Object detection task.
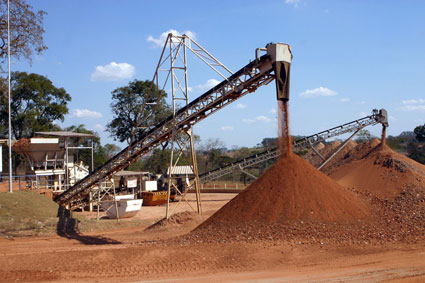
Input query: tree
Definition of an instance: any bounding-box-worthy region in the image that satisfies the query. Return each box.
[107,80,172,144]
[140,148,171,174]
[104,143,121,159]
[414,124,425,143]
[0,72,71,139]
[355,129,375,143]
[0,0,47,69]
[261,137,278,149]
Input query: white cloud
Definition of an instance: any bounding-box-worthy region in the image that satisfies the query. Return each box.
[400,105,425,112]
[389,116,397,121]
[359,101,367,105]
[220,126,233,131]
[236,103,247,109]
[270,108,277,114]
[72,109,103,119]
[147,29,197,48]
[91,62,135,82]
[339,98,350,103]
[402,98,425,105]
[242,118,256,124]
[400,98,425,112]
[95,123,104,131]
[196,78,220,91]
[242,115,272,124]
[256,115,272,123]
[285,0,301,7]
[299,86,338,98]
[359,112,368,117]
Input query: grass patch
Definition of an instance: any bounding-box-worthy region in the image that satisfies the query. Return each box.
[0,191,153,237]
[0,191,60,236]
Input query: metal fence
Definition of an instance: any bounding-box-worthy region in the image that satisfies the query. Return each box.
[0,174,67,191]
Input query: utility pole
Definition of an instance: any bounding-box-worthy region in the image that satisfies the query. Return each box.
[7,0,13,193]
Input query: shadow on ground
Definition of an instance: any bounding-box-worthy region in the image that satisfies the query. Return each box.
[56,206,121,245]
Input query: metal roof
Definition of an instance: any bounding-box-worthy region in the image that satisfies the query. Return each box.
[114,171,151,177]
[35,131,95,138]
[167,166,194,176]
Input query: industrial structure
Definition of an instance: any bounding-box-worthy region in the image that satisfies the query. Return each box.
[199,109,388,183]
[56,36,293,214]
[12,131,95,191]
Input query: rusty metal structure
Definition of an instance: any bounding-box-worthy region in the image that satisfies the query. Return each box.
[56,39,292,209]
[199,109,389,183]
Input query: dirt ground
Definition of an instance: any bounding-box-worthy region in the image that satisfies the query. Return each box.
[0,193,425,282]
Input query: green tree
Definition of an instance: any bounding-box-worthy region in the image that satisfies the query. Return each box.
[106,80,172,144]
[407,141,425,164]
[0,72,71,139]
[104,143,121,159]
[261,137,278,149]
[0,0,47,69]
[355,129,375,143]
[140,148,171,174]
[414,124,425,143]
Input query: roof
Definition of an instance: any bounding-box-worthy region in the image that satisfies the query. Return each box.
[167,166,194,176]
[35,131,95,138]
[114,171,151,177]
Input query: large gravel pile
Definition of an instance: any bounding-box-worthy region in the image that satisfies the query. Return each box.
[184,139,425,246]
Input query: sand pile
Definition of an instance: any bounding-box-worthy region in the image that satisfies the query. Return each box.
[186,104,425,245]
[188,101,374,244]
[328,141,425,199]
[147,211,203,230]
[187,139,425,245]
[199,153,369,226]
[187,152,376,245]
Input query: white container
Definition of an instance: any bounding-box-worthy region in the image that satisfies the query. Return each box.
[114,194,135,201]
[144,180,157,192]
[101,198,143,219]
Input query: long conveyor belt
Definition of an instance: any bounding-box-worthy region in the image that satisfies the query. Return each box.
[57,49,284,207]
[199,109,388,183]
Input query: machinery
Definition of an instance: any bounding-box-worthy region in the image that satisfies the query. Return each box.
[266,43,292,101]
[199,109,389,183]
[57,41,293,208]
[12,136,92,190]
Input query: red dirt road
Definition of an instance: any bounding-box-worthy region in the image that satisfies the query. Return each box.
[0,193,424,282]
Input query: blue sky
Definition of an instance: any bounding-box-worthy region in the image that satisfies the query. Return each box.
[12,0,425,149]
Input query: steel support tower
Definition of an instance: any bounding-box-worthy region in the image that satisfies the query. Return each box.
[155,34,234,218]
[56,39,291,209]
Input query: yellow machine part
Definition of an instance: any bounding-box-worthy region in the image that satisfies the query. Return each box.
[141,191,175,206]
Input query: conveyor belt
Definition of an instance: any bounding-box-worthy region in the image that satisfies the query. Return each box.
[199,109,388,183]
[57,53,278,207]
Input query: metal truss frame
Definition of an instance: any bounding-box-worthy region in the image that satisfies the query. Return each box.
[57,41,277,208]
[153,33,238,218]
[199,109,388,183]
